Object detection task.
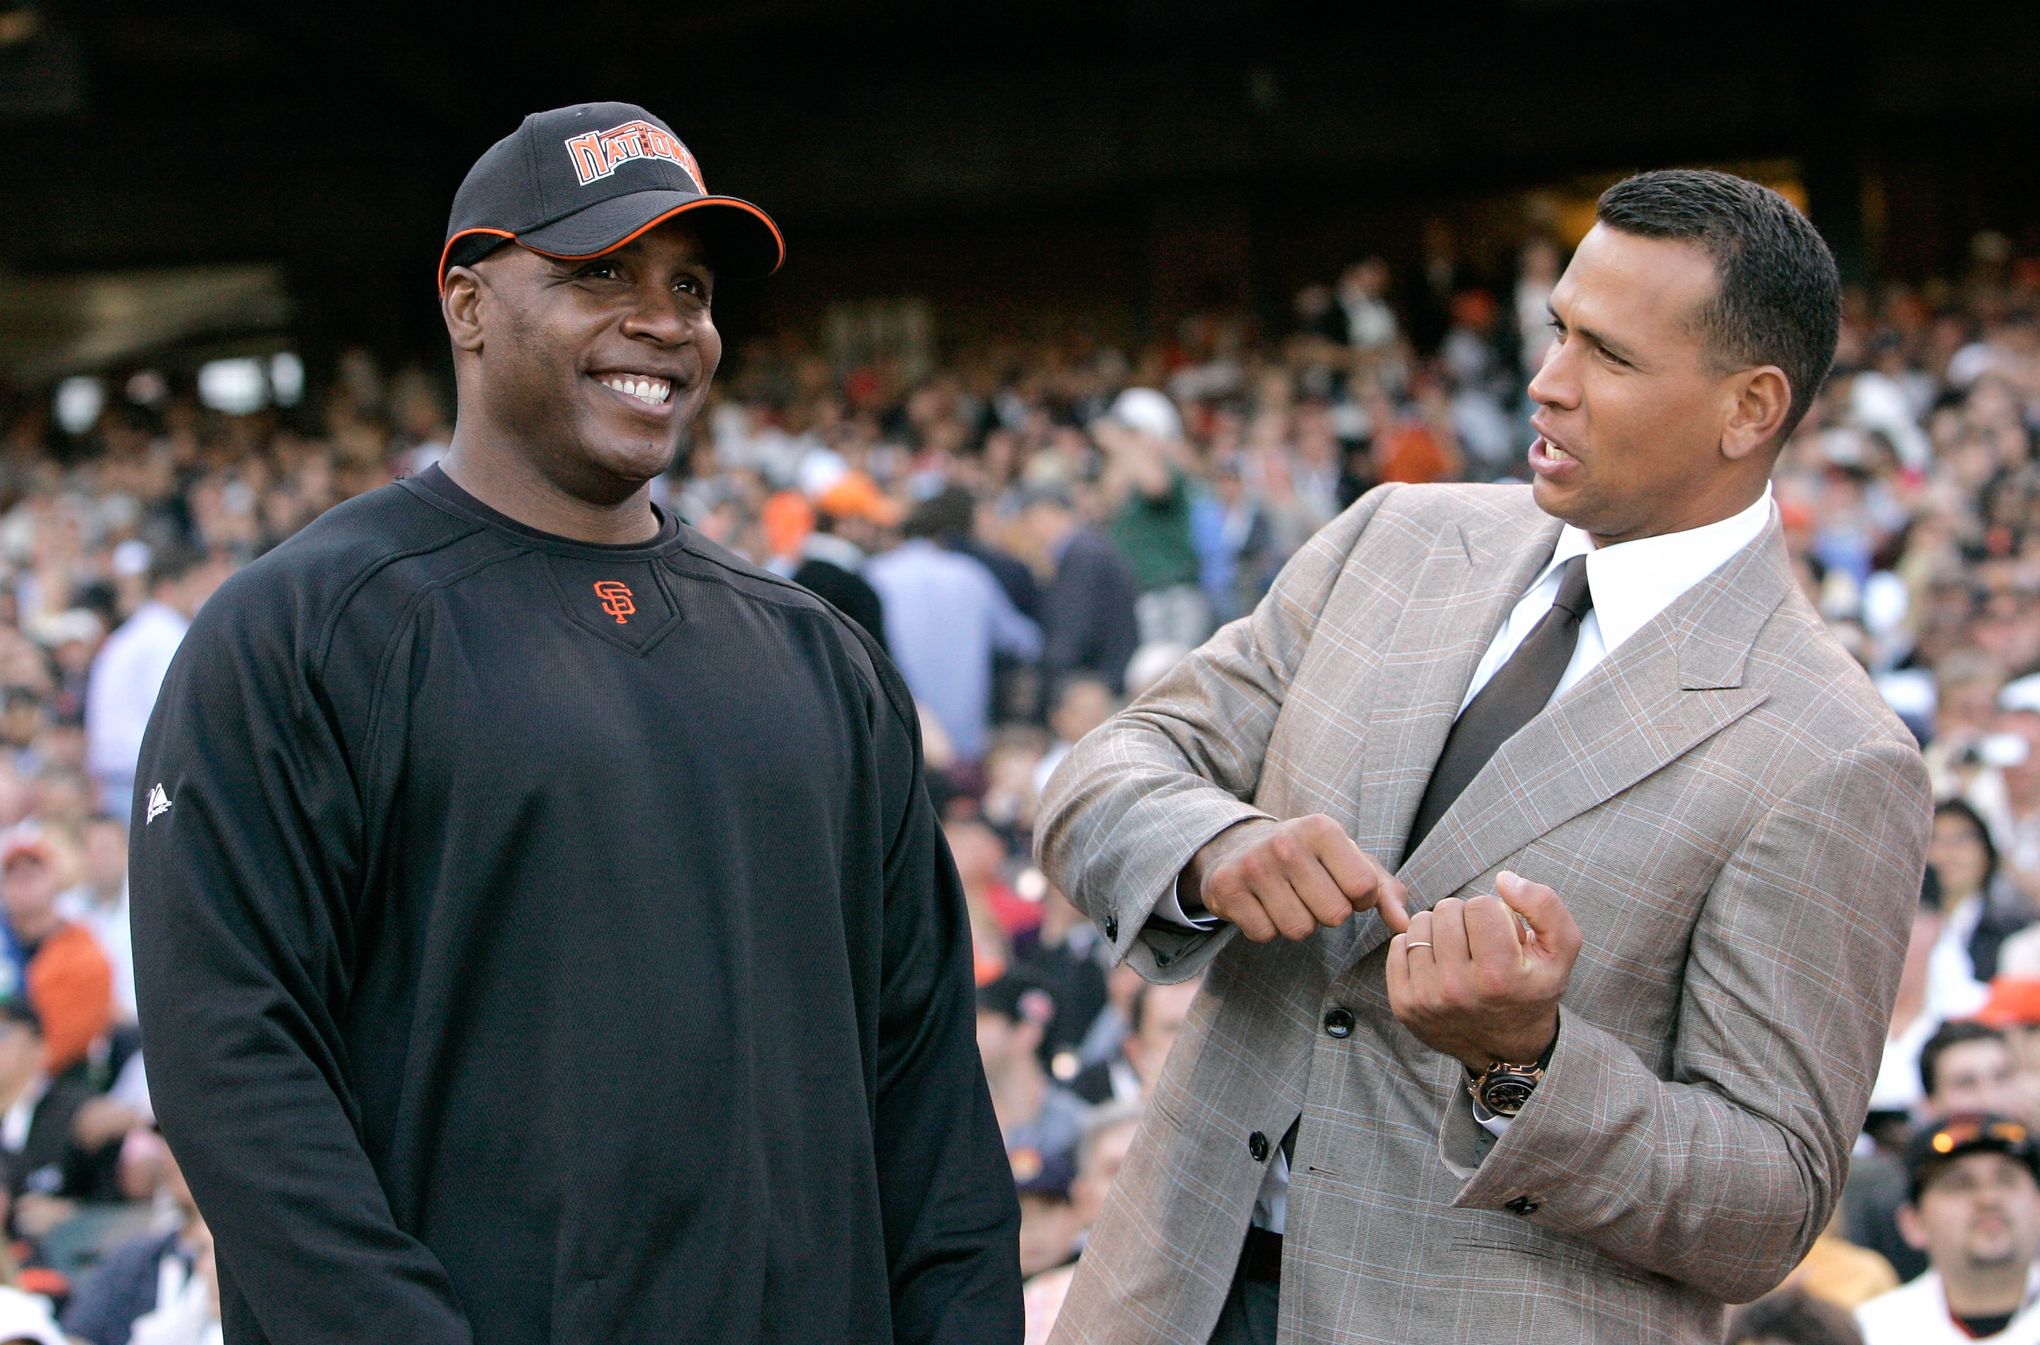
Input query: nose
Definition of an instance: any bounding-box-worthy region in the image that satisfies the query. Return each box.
[619,282,693,346]
[1526,333,1577,412]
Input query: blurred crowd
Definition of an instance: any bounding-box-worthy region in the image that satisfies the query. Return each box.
[0,221,2037,1343]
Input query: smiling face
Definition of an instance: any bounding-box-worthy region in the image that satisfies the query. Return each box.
[1527,224,1777,546]
[448,220,722,509]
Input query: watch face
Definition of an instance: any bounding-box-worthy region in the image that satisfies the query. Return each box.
[1481,1075,1538,1115]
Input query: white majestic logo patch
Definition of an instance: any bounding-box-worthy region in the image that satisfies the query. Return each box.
[145,784,172,825]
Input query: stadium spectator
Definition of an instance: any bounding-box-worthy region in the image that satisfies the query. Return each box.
[0,997,93,1236]
[867,488,1040,765]
[977,970,1091,1172]
[789,470,896,652]
[1931,799,2035,988]
[1855,1022,2026,1282]
[55,813,133,1026]
[1872,870,1964,1119]
[1017,483,1140,699]
[1856,1114,2040,1344]
[1014,887,1110,1089]
[1068,973,1205,1106]
[81,545,228,822]
[1033,675,1117,801]
[1093,389,1209,649]
[1728,1289,1866,1345]
[1013,1151,1082,1279]
[0,829,110,1077]
[62,1138,206,1345]
[1023,1100,1147,1345]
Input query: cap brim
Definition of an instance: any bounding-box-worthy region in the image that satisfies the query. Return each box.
[522,191,783,278]
[437,191,785,292]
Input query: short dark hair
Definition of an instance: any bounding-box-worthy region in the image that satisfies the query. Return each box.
[902,486,975,542]
[1595,169,1840,446]
[1920,1019,2007,1100]
[1725,1288,1863,1345]
[148,540,210,590]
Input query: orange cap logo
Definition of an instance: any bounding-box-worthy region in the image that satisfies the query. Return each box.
[593,580,637,625]
[564,120,705,193]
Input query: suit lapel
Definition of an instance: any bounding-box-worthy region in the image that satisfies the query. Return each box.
[1314,508,1557,975]
[1338,519,1795,972]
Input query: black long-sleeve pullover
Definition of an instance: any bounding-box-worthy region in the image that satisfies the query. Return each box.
[130,468,1021,1345]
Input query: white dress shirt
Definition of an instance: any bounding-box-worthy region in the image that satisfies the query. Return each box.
[1163,487,1779,1234]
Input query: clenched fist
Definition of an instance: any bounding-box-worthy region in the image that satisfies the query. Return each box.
[1180,814,1409,943]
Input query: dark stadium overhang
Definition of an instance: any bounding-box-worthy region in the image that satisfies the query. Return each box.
[0,265,293,383]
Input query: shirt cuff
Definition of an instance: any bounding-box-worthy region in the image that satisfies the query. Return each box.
[1152,875,1223,930]
[1472,1095,1513,1138]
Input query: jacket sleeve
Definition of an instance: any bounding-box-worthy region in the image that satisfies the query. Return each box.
[861,634,1023,1345]
[1438,736,1933,1302]
[1035,485,1402,982]
[129,588,474,1344]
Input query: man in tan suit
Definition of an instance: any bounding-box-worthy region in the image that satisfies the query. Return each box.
[1037,169,1933,1344]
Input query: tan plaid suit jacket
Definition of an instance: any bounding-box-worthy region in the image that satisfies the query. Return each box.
[1037,482,1932,1344]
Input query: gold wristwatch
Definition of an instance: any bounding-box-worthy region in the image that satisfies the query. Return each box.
[1465,1032,1558,1118]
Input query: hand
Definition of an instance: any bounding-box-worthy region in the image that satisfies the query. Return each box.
[1181,815,1408,943]
[1385,871,1582,1070]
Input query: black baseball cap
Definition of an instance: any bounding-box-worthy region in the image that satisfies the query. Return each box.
[438,102,784,293]
[1907,1112,2040,1200]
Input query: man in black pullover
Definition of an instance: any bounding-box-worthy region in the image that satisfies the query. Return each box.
[130,102,1021,1345]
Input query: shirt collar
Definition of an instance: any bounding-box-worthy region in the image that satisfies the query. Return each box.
[1536,485,1775,658]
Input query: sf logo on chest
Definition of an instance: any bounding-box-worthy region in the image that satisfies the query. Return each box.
[593,580,637,625]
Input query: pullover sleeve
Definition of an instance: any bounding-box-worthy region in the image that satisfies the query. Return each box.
[128,587,473,1344]
[859,631,1023,1345]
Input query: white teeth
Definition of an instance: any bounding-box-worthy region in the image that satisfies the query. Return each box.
[602,376,671,405]
[1545,441,1571,461]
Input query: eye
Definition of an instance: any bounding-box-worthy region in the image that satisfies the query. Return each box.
[674,274,712,304]
[576,261,622,281]
[1596,346,1631,369]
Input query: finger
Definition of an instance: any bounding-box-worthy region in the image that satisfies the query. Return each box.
[1385,932,1412,1011]
[1251,876,1322,942]
[1307,820,1380,902]
[1462,893,1526,968]
[1496,871,1582,958]
[1373,867,1412,933]
[1209,882,1280,943]
[1429,898,1473,970]
[1288,853,1356,930]
[1402,908,1435,962]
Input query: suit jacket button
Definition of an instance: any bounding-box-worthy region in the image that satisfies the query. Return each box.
[1323,1007,1355,1038]
[1505,1196,1539,1216]
[1104,915,1120,941]
[1248,1131,1270,1162]
[1156,950,1173,967]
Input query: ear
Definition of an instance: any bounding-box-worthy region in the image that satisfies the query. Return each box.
[1719,365,1792,462]
[1896,1201,1928,1252]
[442,268,487,354]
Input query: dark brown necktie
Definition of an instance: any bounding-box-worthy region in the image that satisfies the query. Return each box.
[1277,556,1592,1175]
[1404,553,1594,858]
